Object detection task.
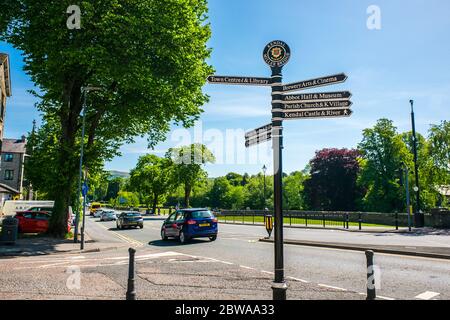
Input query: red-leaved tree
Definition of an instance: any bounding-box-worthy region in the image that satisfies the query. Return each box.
[303,148,363,211]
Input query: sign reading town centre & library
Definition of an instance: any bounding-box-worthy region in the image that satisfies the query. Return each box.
[207,75,271,86]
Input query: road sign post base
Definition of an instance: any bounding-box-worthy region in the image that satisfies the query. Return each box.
[272,281,288,300]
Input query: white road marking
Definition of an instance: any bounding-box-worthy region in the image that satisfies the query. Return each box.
[239,265,254,270]
[415,291,440,300]
[261,270,274,275]
[286,276,309,283]
[318,284,348,291]
[377,295,396,300]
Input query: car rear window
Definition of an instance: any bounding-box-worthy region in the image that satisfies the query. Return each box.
[189,211,214,219]
[125,213,141,217]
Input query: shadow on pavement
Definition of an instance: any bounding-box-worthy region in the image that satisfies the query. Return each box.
[393,228,450,237]
[0,236,95,257]
[108,227,142,232]
[147,239,209,247]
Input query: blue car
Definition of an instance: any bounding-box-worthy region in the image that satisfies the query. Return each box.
[161,208,218,244]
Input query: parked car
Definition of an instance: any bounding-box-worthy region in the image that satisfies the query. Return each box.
[161,208,218,244]
[100,210,117,221]
[14,211,71,234]
[116,212,144,229]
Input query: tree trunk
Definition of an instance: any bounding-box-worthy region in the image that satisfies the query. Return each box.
[152,193,158,215]
[184,185,191,208]
[48,81,83,238]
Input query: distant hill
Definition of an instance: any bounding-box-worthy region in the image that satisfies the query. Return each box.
[108,170,130,179]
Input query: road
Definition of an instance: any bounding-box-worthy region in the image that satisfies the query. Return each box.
[85,215,450,300]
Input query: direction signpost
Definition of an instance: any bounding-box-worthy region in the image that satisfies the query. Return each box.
[245,123,272,148]
[282,73,348,93]
[282,91,352,103]
[207,75,271,86]
[206,40,352,300]
[282,108,353,120]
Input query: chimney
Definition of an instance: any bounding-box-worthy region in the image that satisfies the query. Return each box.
[21,135,26,143]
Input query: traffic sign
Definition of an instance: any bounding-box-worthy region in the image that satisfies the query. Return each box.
[207,75,271,86]
[282,91,352,103]
[81,182,88,197]
[282,108,353,120]
[282,100,352,111]
[245,123,272,139]
[282,73,348,93]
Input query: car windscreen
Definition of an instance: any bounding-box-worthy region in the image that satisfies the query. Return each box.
[125,213,141,217]
[92,205,101,209]
[189,211,214,219]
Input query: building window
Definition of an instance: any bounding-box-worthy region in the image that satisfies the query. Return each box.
[4,153,13,162]
[4,170,14,180]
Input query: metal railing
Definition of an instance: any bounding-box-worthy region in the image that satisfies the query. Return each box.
[215,210,408,230]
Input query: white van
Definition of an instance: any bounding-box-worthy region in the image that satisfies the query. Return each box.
[1,200,55,216]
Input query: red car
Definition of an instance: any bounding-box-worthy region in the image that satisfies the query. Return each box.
[15,211,71,234]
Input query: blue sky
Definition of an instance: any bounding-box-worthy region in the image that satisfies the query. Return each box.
[1,0,450,177]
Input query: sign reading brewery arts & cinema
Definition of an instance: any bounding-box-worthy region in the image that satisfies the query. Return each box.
[282,73,348,93]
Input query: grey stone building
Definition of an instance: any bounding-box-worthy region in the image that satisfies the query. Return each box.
[0,53,11,151]
[0,137,28,200]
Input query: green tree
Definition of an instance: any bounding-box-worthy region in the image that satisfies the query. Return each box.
[208,177,232,209]
[129,154,174,214]
[283,171,308,210]
[358,119,413,212]
[167,143,215,207]
[401,131,438,211]
[114,191,139,208]
[428,121,450,184]
[243,174,273,210]
[1,0,213,236]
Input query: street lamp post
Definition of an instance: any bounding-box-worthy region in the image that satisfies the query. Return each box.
[75,86,102,246]
[262,164,267,209]
[409,100,424,228]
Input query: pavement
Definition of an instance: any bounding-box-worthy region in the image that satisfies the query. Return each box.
[0,232,129,257]
[258,227,450,260]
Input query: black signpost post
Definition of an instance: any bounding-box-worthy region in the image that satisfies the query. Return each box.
[207,40,352,300]
[263,40,290,300]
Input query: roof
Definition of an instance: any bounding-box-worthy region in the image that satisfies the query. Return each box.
[0,183,20,194]
[1,138,26,154]
[0,53,11,97]
[180,208,209,212]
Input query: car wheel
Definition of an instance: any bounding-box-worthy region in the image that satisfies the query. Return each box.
[161,229,168,240]
[139,225,143,229]
[179,230,189,244]
[209,235,217,241]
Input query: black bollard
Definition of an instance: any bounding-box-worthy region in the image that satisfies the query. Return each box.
[126,247,136,300]
[365,250,376,300]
